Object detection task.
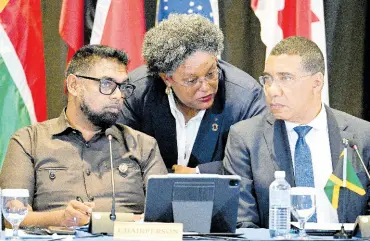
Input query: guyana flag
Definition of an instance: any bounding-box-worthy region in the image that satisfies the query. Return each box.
[0,0,47,168]
[324,150,365,209]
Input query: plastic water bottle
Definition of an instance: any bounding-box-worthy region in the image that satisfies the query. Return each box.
[269,171,291,239]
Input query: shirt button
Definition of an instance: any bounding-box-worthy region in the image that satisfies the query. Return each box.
[86,169,91,176]
[85,143,90,148]
[49,171,56,180]
[72,130,77,134]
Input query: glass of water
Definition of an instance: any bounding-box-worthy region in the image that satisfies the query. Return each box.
[2,189,29,240]
[290,187,316,239]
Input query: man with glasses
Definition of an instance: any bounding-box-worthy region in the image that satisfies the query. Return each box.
[0,45,167,227]
[223,36,370,228]
[119,14,266,174]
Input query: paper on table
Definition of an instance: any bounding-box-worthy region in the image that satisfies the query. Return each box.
[291,222,355,231]
[5,228,73,239]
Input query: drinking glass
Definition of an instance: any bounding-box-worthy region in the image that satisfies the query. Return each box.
[290,187,316,239]
[2,189,29,240]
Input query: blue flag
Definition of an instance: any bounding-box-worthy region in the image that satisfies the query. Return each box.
[156,0,214,23]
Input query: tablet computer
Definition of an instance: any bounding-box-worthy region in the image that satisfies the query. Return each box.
[144,174,241,233]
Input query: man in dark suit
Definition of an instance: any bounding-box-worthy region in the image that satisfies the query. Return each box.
[119,14,266,174]
[224,36,370,228]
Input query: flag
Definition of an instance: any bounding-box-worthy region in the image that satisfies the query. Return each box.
[90,0,145,70]
[0,0,47,168]
[156,0,219,25]
[59,0,84,63]
[251,0,329,105]
[324,150,365,209]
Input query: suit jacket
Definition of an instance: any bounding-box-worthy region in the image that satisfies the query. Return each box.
[119,60,266,174]
[223,106,370,228]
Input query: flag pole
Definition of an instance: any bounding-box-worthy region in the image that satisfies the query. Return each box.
[342,138,348,188]
[334,138,349,239]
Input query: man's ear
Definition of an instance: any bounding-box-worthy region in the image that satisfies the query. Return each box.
[312,72,324,93]
[159,72,172,87]
[66,74,79,97]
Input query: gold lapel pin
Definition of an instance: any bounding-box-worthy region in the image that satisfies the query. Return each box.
[212,123,219,132]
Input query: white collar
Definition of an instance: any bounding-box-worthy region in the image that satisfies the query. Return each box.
[168,91,205,122]
[285,103,327,132]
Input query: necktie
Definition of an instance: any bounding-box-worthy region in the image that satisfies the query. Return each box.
[293,125,317,222]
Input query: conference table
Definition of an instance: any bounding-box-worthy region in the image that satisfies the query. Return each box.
[11,228,357,240]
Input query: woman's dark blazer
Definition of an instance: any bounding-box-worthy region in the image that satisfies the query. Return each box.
[119,60,266,174]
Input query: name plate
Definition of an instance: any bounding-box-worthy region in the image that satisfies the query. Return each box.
[114,222,183,240]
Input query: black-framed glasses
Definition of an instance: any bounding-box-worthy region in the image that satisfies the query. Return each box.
[74,74,136,98]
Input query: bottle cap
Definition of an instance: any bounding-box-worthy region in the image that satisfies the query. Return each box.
[274,171,285,179]
[2,189,29,197]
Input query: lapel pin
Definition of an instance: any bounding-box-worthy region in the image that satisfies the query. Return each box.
[118,163,128,174]
[212,123,219,132]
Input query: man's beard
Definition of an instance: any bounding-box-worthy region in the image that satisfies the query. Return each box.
[80,101,119,129]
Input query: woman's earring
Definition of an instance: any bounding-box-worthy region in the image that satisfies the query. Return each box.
[165,86,172,95]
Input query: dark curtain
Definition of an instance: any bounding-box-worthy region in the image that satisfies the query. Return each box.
[144,0,370,120]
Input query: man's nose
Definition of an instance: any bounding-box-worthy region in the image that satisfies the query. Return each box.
[266,81,283,97]
[111,86,123,99]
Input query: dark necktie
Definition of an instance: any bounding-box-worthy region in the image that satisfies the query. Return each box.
[293,125,317,222]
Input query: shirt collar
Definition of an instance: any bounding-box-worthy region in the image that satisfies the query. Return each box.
[285,103,327,132]
[167,90,205,121]
[50,108,74,136]
[168,90,178,114]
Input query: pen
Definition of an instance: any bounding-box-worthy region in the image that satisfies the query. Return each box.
[76,196,84,203]
[75,196,92,217]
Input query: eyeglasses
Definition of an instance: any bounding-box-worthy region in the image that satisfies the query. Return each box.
[170,67,220,87]
[259,73,313,87]
[74,74,136,98]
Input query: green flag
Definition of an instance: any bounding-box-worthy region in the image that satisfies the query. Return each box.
[0,0,47,169]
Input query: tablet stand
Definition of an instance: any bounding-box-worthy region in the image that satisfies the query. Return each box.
[171,182,215,233]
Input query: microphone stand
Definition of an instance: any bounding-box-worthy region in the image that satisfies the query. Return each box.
[108,134,116,221]
[352,144,370,180]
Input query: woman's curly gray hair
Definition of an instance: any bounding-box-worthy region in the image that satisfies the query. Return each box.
[143,14,224,76]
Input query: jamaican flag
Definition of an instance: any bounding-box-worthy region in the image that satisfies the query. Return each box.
[324,150,366,209]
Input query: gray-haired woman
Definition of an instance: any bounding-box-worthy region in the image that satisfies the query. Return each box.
[119,14,266,174]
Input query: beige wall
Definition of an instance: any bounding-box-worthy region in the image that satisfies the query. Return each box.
[41,1,66,119]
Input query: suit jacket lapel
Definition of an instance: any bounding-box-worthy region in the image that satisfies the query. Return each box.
[263,113,295,187]
[150,83,178,168]
[188,108,224,167]
[326,106,353,174]
[188,75,226,167]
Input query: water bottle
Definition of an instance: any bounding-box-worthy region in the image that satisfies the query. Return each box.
[269,171,291,239]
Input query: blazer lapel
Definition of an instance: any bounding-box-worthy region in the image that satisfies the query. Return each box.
[263,113,295,187]
[326,106,354,223]
[188,108,224,167]
[188,75,226,167]
[150,83,177,168]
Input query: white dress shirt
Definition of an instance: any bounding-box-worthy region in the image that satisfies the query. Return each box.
[285,104,339,223]
[168,92,205,167]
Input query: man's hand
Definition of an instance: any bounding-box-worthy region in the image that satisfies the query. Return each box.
[172,165,196,174]
[59,200,95,226]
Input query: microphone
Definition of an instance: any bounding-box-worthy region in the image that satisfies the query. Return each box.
[105,128,116,221]
[349,141,370,180]
[89,127,135,235]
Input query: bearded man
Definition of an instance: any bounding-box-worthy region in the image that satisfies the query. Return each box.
[0,45,167,227]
